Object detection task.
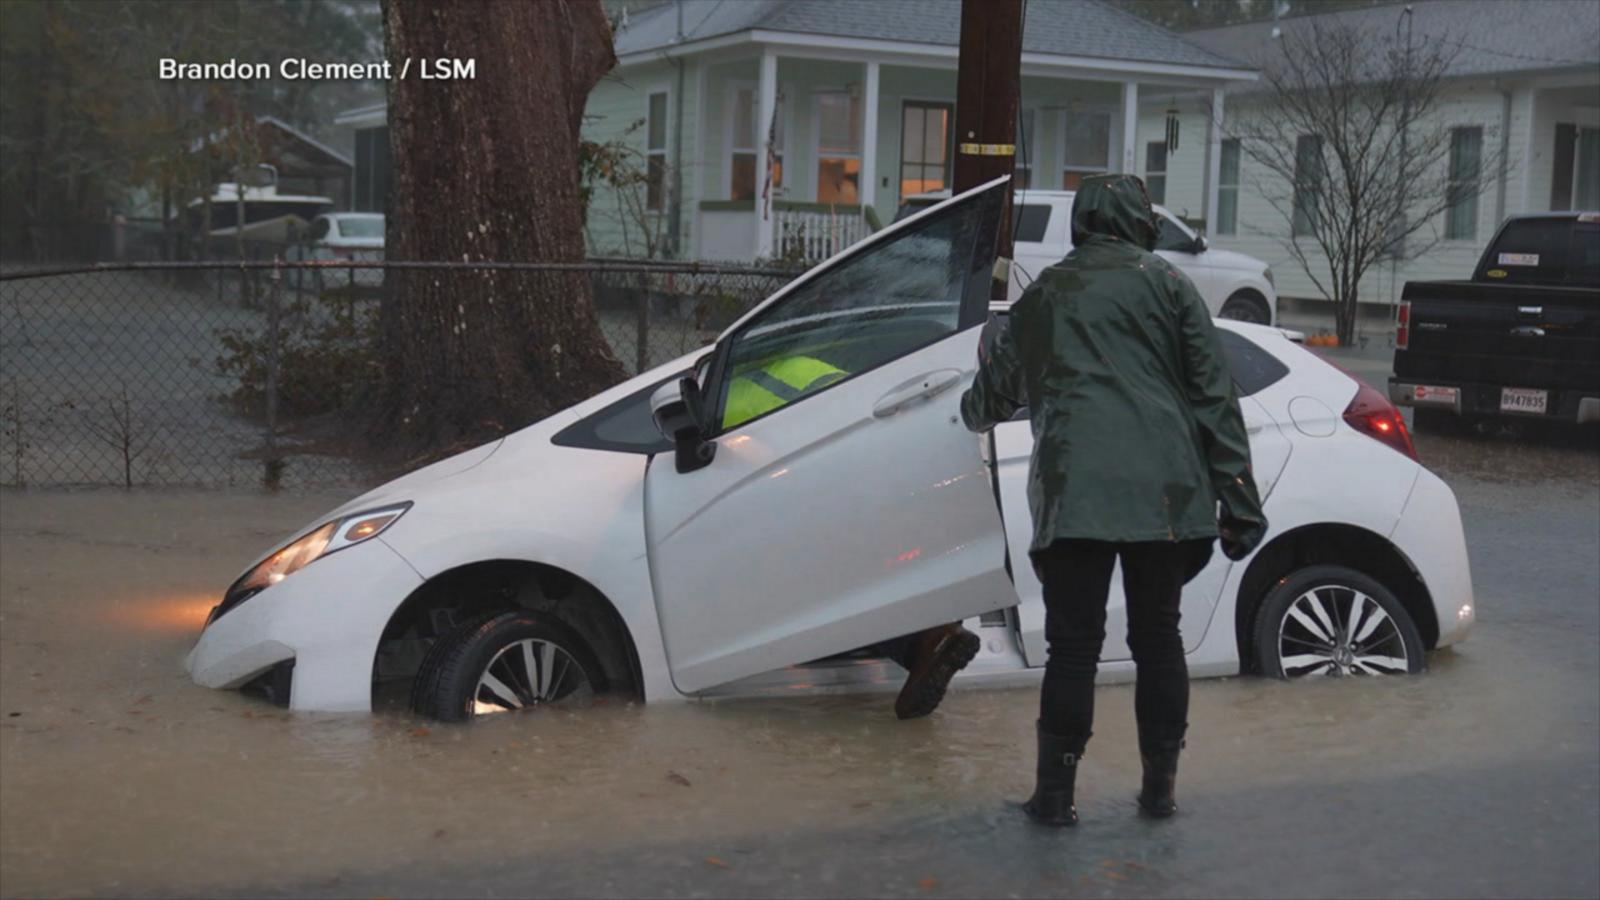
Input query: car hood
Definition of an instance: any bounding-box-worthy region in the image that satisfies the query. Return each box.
[1203,246,1268,274]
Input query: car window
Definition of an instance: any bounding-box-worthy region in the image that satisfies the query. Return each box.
[1479,216,1600,286]
[987,315,1288,420]
[336,216,385,238]
[893,197,940,223]
[714,187,1001,432]
[1011,204,1051,244]
[1154,212,1194,253]
[1216,329,1290,396]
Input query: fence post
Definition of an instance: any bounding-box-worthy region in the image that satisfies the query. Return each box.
[635,270,650,374]
[266,257,282,470]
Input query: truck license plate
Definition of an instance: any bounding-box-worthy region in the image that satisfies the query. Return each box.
[1500,387,1548,415]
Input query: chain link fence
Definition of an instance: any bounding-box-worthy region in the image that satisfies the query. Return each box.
[0,259,797,489]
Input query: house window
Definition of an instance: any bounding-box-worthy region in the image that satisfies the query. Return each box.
[1145,141,1167,204]
[900,100,952,198]
[1217,138,1240,235]
[1015,109,1035,189]
[730,85,784,202]
[1292,134,1323,238]
[1446,126,1482,240]
[1062,110,1111,189]
[646,91,668,211]
[816,91,862,204]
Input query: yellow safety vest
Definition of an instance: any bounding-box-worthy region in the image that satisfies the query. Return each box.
[723,355,847,429]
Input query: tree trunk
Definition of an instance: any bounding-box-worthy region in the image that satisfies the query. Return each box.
[377,0,625,457]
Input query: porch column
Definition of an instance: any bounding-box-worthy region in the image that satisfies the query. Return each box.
[1204,87,1224,235]
[1120,80,1139,174]
[755,49,779,260]
[860,61,881,221]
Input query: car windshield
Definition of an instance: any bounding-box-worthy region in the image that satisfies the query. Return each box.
[335,216,385,238]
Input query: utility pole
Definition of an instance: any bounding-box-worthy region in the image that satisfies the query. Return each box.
[952,0,1024,300]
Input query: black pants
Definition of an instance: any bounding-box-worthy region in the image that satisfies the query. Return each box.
[1034,538,1202,744]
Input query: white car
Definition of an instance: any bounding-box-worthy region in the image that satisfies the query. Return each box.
[188,179,1472,718]
[898,189,1278,324]
[288,212,385,289]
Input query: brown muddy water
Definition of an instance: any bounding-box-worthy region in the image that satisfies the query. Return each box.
[2,437,1597,898]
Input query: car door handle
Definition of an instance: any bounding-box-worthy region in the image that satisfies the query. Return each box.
[873,369,963,418]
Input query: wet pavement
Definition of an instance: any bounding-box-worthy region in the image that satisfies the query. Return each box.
[2,402,1597,897]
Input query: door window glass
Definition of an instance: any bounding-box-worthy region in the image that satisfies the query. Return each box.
[1217,138,1241,234]
[1154,211,1194,252]
[1062,111,1111,189]
[715,192,999,431]
[817,91,861,204]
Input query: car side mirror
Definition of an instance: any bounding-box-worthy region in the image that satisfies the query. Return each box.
[651,376,717,473]
[1193,234,1208,253]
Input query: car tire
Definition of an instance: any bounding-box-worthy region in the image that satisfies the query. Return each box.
[411,610,607,722]
[1220,290,1273,325]
[1253,565,1426,679]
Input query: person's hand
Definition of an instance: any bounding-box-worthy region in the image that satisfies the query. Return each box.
[1219,516,1264,561]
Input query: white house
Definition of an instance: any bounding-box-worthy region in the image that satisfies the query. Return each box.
[1158,0,1600,310]
[338,0,1256,264]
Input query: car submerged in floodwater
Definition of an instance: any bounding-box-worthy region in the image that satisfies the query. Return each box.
[187,178,1475,720]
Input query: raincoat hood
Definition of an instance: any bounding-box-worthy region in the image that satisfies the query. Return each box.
[1070,173,1161,251]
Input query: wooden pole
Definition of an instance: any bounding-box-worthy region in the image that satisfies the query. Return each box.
[952,0,1024,300]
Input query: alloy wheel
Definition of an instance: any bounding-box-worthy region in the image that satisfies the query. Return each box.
[472,638,594,715]
[1276,585,1411,677]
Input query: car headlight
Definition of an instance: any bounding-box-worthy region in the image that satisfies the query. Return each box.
[235,502,411,595]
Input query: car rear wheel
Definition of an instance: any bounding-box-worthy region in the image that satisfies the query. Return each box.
[1253,565,1425,678]
[411,610,606,721]
[1220,290,1272,325]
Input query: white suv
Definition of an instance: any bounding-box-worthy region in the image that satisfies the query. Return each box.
[899,190,1277,324]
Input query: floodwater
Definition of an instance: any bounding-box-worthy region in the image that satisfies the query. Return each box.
[2,428,1597,898]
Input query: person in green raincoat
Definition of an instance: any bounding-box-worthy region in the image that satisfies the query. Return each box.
[960,173,1267,827]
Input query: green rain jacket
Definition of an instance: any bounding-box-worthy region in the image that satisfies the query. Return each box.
[960,173,1267,557]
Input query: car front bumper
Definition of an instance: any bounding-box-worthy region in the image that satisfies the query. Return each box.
[1389,378,1600,424]
[187,538,423,712]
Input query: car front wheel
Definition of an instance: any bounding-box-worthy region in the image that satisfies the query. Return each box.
[1220,290,1273,325]
[1253,565,1425,678]
[411,611,606,721]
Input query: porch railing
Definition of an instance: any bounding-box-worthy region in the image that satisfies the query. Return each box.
[775,208,870,264]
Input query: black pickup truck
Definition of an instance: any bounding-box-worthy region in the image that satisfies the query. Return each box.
[1390,212,1600,428]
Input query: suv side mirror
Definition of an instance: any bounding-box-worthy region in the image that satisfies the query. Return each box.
[1192,234,1208,253]
[651,376,717,473]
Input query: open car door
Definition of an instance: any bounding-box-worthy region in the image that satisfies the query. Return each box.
[644,178,1015,694]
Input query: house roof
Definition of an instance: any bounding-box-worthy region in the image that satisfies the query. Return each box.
[1182,0,1600,80]
[615,0,1247,72]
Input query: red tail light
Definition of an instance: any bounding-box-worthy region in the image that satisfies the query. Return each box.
[1395,301,1409,350]
[1343,382,1418,461]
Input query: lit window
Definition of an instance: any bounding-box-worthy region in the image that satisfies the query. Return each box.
[817,91,862,204]
[900,100,952,197]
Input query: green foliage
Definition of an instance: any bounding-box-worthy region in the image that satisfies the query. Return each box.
[214,289,380,421]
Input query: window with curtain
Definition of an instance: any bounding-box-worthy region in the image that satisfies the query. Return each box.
[646,91,668,211]
[1145,141,1167,204]
[730,86,783,201]
[899,100,952,197]
[1015,109,1035,189]
[1217,138,1240,235]
[816,91,862,204]
[1062,111,1110,189]
[1446,126,1483,240]
[1292,134,1323,238]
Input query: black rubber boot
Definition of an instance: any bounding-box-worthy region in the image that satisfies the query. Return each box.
[1023,723,1089,827]
[1136,738,1184,818]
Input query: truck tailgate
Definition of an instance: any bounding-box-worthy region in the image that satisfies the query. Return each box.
[1397,281,1600,391]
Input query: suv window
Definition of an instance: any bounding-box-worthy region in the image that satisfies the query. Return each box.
[1216,329,1289,396]
[1154,213,1195,253]
[1012,204,1051,244]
